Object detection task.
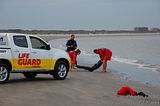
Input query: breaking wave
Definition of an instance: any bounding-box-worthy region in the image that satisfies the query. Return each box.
[112,57,159,73]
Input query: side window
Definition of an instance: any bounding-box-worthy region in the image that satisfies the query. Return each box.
[0,35,8,46]
[30,37,47,50]
[13,36,28,48]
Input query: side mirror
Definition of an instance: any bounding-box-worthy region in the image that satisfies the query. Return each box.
[46,44,51,50]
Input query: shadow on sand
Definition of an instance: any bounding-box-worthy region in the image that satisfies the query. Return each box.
[4,77,69,84]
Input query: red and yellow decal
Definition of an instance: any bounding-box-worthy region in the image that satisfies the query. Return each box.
[18,53,41,66]
[12,53,56,69]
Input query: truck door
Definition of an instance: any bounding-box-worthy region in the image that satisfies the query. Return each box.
[29,36,54,70]
[11,35,31,70]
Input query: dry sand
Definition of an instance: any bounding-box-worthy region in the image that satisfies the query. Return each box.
[0,71,160,106]
[0,34,160,106]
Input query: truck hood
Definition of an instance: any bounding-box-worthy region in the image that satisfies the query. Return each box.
[51,48,69,59]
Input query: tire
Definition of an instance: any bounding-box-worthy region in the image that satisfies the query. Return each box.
[23,73,37,79]
[53,61,69,80]
[0,63,10,84]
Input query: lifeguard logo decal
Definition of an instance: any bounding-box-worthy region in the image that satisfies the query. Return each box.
[18,53,41,66]
[12,53,56,69]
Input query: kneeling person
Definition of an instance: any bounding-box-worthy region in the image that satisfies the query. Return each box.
[68,49,81,70]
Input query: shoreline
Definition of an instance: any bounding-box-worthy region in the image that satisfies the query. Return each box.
[38,32,160,36]
[38,33,160,41]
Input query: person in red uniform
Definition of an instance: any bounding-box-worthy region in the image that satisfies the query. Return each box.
[117,86,148,97]
[117,86,137,96]
[93,48,112,72]
[68,49,81,70]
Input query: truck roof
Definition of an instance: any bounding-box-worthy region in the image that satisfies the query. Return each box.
[0,33,29,36]
[0,33,48,48]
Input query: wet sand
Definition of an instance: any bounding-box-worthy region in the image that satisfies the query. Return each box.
[0,70,160,106]
[0,34,160,106]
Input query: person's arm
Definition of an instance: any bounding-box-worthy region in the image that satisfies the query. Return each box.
[74,41,77,49]
[66,40,68,46]
[66,40,72,52]
[66,40,70,47]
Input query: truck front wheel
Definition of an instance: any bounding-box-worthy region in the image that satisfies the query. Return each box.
[53,61,69,80]
[0,63,10,84]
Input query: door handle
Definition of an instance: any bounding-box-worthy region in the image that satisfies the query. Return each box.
[14,50,19,53]
[31,51,37,54]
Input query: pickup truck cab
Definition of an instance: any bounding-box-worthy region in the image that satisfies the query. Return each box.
[0,33,70,83]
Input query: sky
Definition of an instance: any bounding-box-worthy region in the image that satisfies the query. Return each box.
[0,0,160,30]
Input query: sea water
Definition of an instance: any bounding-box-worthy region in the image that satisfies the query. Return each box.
[49,34,160,86]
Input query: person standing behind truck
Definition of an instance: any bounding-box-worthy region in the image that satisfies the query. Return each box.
[66,34,77,52]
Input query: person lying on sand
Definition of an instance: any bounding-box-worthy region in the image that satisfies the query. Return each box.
[117,86,148,97]
[76,60,102,72]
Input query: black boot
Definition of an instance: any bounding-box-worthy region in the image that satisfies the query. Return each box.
[138,92,149,97]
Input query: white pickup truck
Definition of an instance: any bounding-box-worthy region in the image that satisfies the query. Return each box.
[0,33,70,83]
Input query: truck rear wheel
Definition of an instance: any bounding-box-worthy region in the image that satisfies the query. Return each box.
[53,61,69,80]
[23,73,37,79]
[0,63,10,84]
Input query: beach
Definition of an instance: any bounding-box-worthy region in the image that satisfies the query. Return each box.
[0,34,160,106]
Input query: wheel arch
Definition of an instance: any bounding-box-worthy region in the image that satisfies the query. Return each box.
[54,58,70,71]
[0,59,12,71]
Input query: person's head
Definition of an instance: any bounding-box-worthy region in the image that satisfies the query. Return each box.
[71,34,75,40]
[76,49,81,55]
[93,49,98,54]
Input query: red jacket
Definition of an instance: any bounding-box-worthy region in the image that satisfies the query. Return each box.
[96,48,112,62]
[68,50,77,64]
[117,86,137,96]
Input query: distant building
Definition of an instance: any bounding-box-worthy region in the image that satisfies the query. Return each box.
[150,28,160,32]
[134,27,149,32]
